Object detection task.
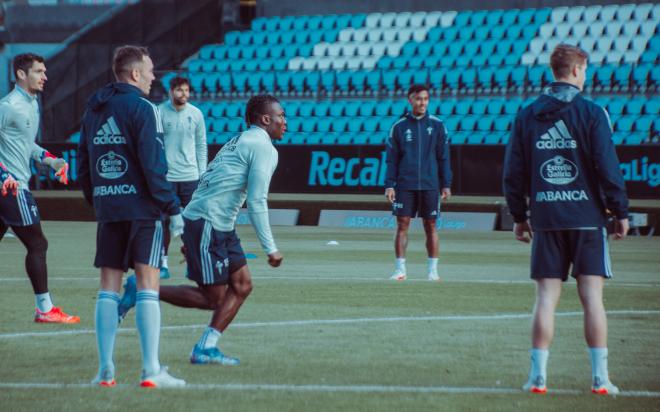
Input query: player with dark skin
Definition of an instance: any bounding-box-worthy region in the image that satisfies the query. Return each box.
[157,100,285,333]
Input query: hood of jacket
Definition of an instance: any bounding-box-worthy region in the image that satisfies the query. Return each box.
[86,82,143,112]
[532,82,581,122]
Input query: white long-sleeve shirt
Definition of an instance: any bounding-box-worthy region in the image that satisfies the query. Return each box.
[158,101,207,181]
[0,86,47,189]
[184,125,279,254]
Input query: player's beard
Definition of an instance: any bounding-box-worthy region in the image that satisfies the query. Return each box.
[174,97,187,106]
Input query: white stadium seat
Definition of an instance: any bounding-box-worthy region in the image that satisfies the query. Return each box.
[588,21,605,36]
[583,5,601,22]
[551,7,569,23]
[599,5,618,22]
[338,28,354,43]
[566,6,585,23]
[440,11,457,27]
[539,23,554,39]
[394,12,412,28]
[409,12,427,28]
[365,13,381,29]
[424,11,442,27]
[632,3,653,21]
[379,13,396,28]
[616,4,635,22]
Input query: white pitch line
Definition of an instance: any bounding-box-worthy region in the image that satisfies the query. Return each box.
[0,276,658,288]
[0,382,659,398]
[1,310,659,340]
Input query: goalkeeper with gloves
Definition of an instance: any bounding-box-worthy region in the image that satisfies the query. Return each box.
[0,53,79,324]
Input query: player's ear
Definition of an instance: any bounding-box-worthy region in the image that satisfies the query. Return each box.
[16,69,27,81]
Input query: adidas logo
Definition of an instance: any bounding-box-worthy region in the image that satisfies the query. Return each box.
[536,119,577,150]
[93,116,126,145]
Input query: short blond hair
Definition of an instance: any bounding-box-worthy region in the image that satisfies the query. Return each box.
[550,44,588,79]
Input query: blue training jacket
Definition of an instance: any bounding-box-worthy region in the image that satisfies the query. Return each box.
[503,82,629,230]
[77,83,180,222]
[384,112,452,191]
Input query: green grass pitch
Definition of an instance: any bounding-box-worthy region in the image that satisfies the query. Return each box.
[1,221,659,411]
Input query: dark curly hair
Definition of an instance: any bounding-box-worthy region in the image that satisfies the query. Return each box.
[245,94,280,125]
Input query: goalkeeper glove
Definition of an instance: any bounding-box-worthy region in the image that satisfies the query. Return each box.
[1,174,18,197]
[169,214,184,237]
[42,152,69,185]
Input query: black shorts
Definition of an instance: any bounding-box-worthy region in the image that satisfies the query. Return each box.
[531,228,612,281]
[0,189,40,227]
[392,189,439,219]
[170,180,198,209]
[94,220,164,272]
[182,217,247,285]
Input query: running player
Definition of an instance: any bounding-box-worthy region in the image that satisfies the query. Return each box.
[119,94,285,365]
[503,44,629,395]
[0,53,78,324]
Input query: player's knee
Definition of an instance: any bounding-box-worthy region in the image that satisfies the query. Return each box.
[234,278,252,298]
[29,235,48,254]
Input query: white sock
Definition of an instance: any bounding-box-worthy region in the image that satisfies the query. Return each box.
[162,255,169,269]
[95,290,119,377]
[136,289,161,377]
[589,347,609,384]
[395,258,406,272]
[35,292,53,313]
[428,258,439,273]
[529,348,549,381]
[197,326,222,349]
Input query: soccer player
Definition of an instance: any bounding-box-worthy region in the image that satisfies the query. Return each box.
[384,84,452,281]
[0,53,78,324]
[503,44,629,395]
[119,94,285,365]
[158,76,207,279]
[77,45,185,388]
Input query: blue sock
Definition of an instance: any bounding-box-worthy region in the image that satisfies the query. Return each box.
[136,289,161,377]
[529,348,549,381]
[197,327,221,349]
[95,290,119,377]
[589,347,609,383]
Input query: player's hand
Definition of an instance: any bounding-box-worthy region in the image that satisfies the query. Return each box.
[267,251,283,267]
[43,156,69,185]
[169,214,184,237]
[613,218,629,240]
[441,187,451,200]
[385,188,396,203]
[513,221,533,243]
[1,175,18,197]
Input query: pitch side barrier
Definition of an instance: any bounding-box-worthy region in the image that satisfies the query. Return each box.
[34,144,660,199]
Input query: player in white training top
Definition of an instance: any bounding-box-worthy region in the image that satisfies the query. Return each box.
[120,95,285,365]
[158,76,207,278]
[0,53,78,324]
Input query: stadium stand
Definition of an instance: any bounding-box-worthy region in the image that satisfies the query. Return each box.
[165,4,660,146]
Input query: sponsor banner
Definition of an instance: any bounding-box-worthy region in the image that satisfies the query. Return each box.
[37,144,660,199]
[235,208,299,226]
[318,210,496,231]
[629,212,648,227]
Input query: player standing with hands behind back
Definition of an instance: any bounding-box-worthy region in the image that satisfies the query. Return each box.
[503,44,629,395]
[158,76,207,279]
[78,45,185,388]
[384,84,452,281]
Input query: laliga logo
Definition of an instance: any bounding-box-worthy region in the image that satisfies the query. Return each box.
[96,151,128,179]
[540,156,578,185]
